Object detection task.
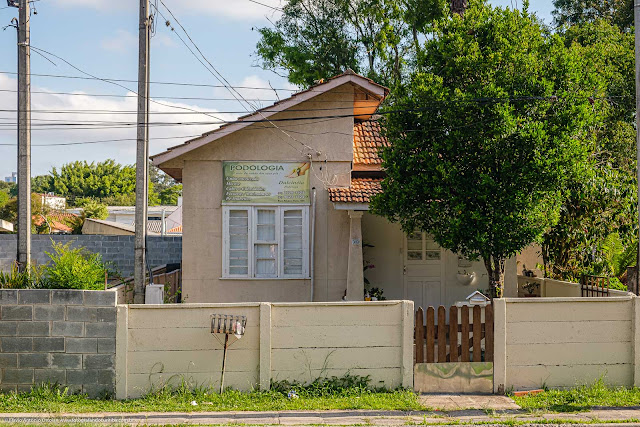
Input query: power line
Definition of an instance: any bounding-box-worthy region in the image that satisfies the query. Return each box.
[246,0,284,12]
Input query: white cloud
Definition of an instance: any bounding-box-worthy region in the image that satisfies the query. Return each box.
[48,0,283,20]
[101,29,137,53]
[213,75,299,110]
[0,74,236,176]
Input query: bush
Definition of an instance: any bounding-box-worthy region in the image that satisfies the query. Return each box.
[0,262,46,289]
[43,242,109,290]
[76,198,109,220]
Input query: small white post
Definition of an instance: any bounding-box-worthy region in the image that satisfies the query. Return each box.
[493,298,507,394]
[259,302,272,390]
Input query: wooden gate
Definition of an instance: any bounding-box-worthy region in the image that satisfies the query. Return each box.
[414,304,493,363]
[581,275,610,297]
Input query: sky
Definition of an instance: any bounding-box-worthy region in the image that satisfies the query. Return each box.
[0,0,555,179]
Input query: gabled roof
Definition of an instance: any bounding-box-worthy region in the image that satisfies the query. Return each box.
[328,178,383,203]
[151,70,389,176]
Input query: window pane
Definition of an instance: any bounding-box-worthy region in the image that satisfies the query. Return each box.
[256,244,277,259]
[256,209,276,241]
[283,210,303,275]
[426,250,441,260]
[228,210,248,275]
[407,251,422,260]
[255,244,277,277]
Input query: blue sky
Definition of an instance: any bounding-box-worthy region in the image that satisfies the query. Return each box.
[0,0,554,178]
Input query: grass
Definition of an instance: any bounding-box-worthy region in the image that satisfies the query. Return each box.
[511,379,640,412]
[0,381,424,414]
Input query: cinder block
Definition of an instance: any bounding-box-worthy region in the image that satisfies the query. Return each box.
[66,369,97,384]
[51,353,82,369]
[34,369,66,385]
[17,384,34,393]
[17,321,50,337]
[1,337,33,352]
[85,322,116,338]
[32,337,64,352]
[97,338,115,354]
[97,369,115,385]
[0,385,17,394]
[83,291,115,307]
[51,290,83,305]
[1,305,33,321]
[0,290,18,304]
[51,321,83,337]
[66,306,97,322]
[18,353,50,368]
[18,290,50,304]
[34,305,65,321]
[2,368,34,384]
[83,354,114,369]
[96,308,116,323]
[0,353,17,368]
[65,337,97,353]
[0,321,18,336]
[83,383,113,399]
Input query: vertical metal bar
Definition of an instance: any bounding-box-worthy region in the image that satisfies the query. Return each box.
[220,333,229,394]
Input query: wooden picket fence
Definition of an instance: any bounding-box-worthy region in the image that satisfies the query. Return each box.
[414,304,493,363]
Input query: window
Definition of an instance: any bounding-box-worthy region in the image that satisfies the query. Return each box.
[405,230,441,261]
[223,206,309,278]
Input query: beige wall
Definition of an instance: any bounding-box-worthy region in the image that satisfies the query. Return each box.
[516,276,631,298]
[115,300,414,399]
[362,213,517,308]
[167,86,355,303]
[494,297,639,392]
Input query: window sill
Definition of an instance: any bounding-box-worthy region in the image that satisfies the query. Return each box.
[219,277,311,281]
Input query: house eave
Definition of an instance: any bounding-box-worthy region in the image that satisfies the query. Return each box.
[333,203,370,211]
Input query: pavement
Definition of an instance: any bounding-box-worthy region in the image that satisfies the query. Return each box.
[1,395,640,426]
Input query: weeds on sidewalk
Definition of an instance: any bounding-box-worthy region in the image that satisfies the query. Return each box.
[0,376,424,413]
[511,379,640,412]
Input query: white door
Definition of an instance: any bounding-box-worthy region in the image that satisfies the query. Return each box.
[403,231,443,311]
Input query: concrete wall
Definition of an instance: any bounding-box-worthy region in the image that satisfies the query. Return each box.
[493,297,639,392]
[165,86,355,303]
[0,289,117,397]
[115,300,414,399]
[516,276,631,298]
[0,235,182,277]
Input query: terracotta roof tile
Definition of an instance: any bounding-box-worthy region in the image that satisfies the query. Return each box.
[353,120,388,166]
[328,178,383,203]
[32,211,78,233]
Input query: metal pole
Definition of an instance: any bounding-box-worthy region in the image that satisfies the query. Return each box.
[220,333,229,394]
[636,0,640,295]
[134,0,150,303]
[16,0,31,272]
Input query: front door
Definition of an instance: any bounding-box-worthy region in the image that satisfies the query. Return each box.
[403,231,443,311]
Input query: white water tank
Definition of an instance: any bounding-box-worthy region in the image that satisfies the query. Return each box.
[145,284,164,304]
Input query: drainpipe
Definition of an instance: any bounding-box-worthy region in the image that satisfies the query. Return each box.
[161,209,166,236]
[310,187,316,302]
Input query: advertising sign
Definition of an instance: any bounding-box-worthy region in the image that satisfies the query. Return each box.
[223,161,310,204]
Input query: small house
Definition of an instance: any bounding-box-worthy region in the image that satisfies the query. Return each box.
[151,70,516,307]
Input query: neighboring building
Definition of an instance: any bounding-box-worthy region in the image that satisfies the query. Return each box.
[4,172,16,183]
[38,193,67,210]
[151,70,517,307]
[33,211,78,234]
[67,205,180,226]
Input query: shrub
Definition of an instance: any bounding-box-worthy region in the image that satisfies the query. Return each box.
[0,262,46,289]
[43,241,109,290]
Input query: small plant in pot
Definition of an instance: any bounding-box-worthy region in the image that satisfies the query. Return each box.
[522,281,540,297]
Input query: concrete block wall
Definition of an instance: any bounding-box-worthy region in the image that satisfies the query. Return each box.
[0,289,117,397]
[0,235,181,277]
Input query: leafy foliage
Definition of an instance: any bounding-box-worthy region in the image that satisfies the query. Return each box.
[76,198,109,220]
[255,0,447,87]
[552,0,632,30]
[0,262,46,289]
[43,242,110,290]
[371,4,606,295]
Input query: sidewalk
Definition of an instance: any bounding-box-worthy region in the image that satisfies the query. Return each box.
[1,395,640,425]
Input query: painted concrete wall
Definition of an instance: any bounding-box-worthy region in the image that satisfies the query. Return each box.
[362,213,517,308]
[0,289,117,397]
[516,276,631,298]
[494,297,639,392]
[115,300,414,399]
[162,86,355,303]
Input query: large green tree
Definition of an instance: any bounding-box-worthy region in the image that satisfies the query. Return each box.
[371,4,607,295]
[552,0,632,30]
[255,0,446,87]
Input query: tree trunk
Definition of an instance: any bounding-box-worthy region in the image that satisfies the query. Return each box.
[484,256,505,299]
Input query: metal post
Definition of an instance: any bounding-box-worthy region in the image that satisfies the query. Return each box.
[16,0,31,272]
[220,333,229,394]
[134,0,150,303]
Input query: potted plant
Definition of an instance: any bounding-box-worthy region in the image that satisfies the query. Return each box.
[456,270,476,286]
[522,281,540,297]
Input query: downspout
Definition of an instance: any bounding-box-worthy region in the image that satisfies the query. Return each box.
[310,187,316,302]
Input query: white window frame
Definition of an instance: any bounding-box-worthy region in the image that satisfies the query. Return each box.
[222,206,309,279]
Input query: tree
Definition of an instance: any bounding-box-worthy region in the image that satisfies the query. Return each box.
[370,4,606,296]
[158,184,182,206]
[77,199,109,220]
[0,191,8,210]
[150,162,181,206]
[255,0,447,87]
[540,20,637,280]
[552,0,632,30]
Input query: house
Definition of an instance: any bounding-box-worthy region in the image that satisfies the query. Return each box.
[38,193,66,210]
[33,211,78,234]
[151,70,517,307]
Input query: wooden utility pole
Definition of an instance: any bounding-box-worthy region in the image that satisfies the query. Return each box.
[16,0,31,271]
[134,0,151,303]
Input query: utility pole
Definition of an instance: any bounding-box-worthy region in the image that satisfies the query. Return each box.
[134,0,150,303]
[16,0,31,272]
[635,0,640,294]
